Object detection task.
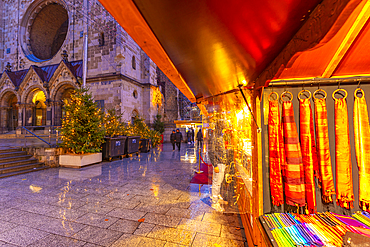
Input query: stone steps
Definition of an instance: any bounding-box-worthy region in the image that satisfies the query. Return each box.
[0,151,28,158]
[0,148,48,179]
[0,155,34,163]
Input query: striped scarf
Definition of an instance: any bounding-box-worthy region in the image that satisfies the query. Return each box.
[299,95,318,213]
[268,95,284,206]
[353,88,370,211]
[333,90,354,209]
[282,98,305,206]
[314,91,335,203]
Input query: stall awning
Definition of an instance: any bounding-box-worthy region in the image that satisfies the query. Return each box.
[99,0,361,103]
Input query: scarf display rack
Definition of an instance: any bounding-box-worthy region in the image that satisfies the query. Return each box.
[259,212,370,247]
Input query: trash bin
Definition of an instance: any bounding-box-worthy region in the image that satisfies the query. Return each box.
[125,136,140,156]
[139,139,150,153]
[102,136,127,161]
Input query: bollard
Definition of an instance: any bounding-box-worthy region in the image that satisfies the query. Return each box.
[195,146,203,174]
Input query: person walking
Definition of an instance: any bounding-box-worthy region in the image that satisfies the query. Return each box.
[187,129,192,144]
[191,127,195,144]
[170,130,176,151]
[196,128,203,147]
[175,129,183,151]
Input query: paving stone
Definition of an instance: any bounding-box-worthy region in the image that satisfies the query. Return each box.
[0,208,25,222]
[8,212,52,229]
[0,220,17,234]
[37,217,86,237]
[134,202,171,214]
[75,213,119,228]
[50,199,88,209]
[138,237,166,246]
[133,222,156,236]
[45,208,88,221]
[166,207,204,221]
[78,203,115,215]
[177,218,221,236]
[107,208,146,221]
[14,202,61,215]
[27,234,86,247]
[110,233,143,247]
[202,212,242,227]
[220,225,245,241]
[79,194,113,204]
[0,240,18,246]
[108,219,140,233]
[164,242,187,247]
[72,225,123,247]
[0,225,50,246]
[143,212,182,227]
[105,199,141,209]
[191,233,245,247]
[147,225,195,246]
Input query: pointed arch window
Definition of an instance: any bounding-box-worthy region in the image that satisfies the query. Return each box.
[132,56,136,70]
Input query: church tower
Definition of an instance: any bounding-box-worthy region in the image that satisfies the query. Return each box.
[0,0,163,133]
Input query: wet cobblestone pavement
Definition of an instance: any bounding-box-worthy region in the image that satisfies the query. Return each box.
[0,143,246,246]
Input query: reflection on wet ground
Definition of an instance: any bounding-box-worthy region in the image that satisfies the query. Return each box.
[0,143,246,246]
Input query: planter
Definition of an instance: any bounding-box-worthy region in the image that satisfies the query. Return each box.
[59,153,102,168]
[126,136,140,155]
[102,136,127,161]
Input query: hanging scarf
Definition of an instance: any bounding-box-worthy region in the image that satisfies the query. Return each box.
[268,92,284,206]
[333,89,354,209]
[298,90,317,213]
[313,89,335,203]
[353,88,370,211]
[281,92,305,207]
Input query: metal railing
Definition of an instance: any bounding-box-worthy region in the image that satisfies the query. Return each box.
[18,126,61,148]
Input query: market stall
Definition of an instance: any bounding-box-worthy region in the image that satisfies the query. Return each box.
[98,0,370,245]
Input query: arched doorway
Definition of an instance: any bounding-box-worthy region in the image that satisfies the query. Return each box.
[53,85,74,126]
[24,88,46,126]
[0,92,18,132]
[32,90,46,126]
[8,95,18,130]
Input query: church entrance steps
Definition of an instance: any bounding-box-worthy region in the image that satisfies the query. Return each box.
[0,148,48,179]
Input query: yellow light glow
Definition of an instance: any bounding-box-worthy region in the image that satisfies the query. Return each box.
[29,184,42,193]
[151,184,159,197]
[32,90,46,104]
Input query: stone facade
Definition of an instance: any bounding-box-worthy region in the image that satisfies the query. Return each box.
[0,0,163,133]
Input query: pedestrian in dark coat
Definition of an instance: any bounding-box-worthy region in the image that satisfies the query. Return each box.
[187,130,192,143]
[196,128,203,147]
[175,129,183,151]
[191,128,195,143]
[170,130,176,151]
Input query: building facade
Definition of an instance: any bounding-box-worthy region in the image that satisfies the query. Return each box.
[0,0,165,133]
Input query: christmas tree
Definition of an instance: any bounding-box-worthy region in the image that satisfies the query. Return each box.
[123,116,162,147]
[104,109,125,137]
[153,114,164,134]
[60,87,105,154]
